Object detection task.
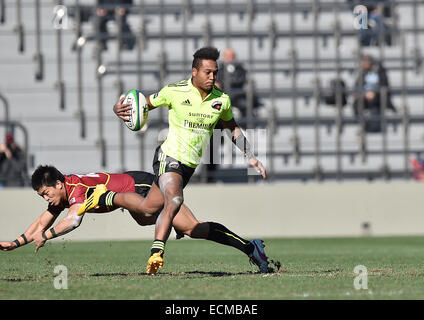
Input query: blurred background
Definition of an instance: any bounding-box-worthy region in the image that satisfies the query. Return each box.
[1,0,424,186]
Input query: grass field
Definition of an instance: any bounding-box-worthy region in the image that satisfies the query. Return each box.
[1,236,424,300]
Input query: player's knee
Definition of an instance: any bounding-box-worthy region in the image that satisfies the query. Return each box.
[161,196,184,220]
[172,195,184,206]
[166,196,183,210]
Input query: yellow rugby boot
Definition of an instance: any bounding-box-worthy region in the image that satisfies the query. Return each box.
[146,250,164,275]
[77,184,108,215]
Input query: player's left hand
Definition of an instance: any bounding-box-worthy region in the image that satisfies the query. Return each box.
[33,232,46,253]
[248,157,267,179]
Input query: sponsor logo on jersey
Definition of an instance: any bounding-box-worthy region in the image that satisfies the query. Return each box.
[153,92,159,98]
[69,197,76,205]
[181,99,192,106]
[189,112,213,119]
[211,101,222,111]
[183,120,214,130]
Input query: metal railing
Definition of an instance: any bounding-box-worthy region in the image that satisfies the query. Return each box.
[1,0,424,182]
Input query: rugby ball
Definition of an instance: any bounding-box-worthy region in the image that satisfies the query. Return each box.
[123,89,149,131]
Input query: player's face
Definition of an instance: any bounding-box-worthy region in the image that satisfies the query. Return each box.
[37,181,65,206]
[192,59,218,92]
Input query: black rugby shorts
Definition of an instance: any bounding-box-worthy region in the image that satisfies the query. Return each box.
[152,146,195,188]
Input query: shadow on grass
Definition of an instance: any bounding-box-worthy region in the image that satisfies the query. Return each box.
[0,268,338,282]
[87,269,346,279]
[0,278,27,282]
[0,270,256,282]
[89,270,255,278]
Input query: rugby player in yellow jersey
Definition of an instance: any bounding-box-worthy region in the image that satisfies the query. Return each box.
[79,47,269,274]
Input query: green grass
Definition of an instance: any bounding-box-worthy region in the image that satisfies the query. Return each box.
[1,236,424,300]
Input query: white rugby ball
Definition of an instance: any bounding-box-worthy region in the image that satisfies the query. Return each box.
[123,89,149,131]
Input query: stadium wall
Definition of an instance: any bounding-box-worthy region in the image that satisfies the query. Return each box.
[1,182,423,242]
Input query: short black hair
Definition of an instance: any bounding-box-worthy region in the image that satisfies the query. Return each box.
[31,165,65,191]
[192,47,220,69]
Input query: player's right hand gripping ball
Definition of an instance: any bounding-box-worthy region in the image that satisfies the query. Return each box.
[123,89,149,131]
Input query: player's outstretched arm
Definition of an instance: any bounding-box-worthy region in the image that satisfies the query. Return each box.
[33,204,84,253]
[222,118,267,179]
[0,210,59,252]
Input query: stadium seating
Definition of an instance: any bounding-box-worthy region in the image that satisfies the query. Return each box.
[0,0,423,182]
